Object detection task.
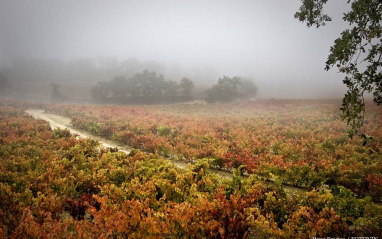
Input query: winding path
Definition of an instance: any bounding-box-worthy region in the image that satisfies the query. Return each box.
[26,110,193,170]
[27,109,131,154]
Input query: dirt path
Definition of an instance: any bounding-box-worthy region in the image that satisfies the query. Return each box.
[26,109,192,170]
[26,110,131,154]
[26,109,306,195]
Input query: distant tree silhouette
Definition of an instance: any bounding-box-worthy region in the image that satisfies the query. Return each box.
[179,77,195,99]
[206,76,242,103]
[131,70,165,98]
[164,80,179,100]
[49,83,66,103]
[239,78,258,98]
[90,70,195,104]
[90,81,109,100]
[109,76,129,98]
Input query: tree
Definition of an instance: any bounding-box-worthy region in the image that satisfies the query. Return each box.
[206,76,242,103]
[164,80,179,100]
[131,70,165,98]
[109,76,129,98]
[90,72,195,104]
[49,83,66,103]
[218,76,242,91]
[238,78,258,98]
[295,0,382,139]
[91,81,109,100]
[179,77,195,98]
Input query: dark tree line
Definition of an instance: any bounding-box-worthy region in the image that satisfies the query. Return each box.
[91,70,195,104]
[91,71,258,104]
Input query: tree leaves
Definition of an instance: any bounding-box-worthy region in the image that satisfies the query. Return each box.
[296,0,382,139]
[294,0,331,28]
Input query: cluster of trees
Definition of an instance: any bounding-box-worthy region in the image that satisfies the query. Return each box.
[91,70,195,103]
[91,72,259,104]
[205,76,257,103]
[0,57,201,102]
[2,57,259,104]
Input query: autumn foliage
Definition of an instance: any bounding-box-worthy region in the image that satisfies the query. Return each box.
[46,100,382,199]
[1,101,382,238]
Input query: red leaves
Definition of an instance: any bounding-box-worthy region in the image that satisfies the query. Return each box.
[1,101,382,237]
[64,198,87,220]
[44,101,382,198]
[64,194,100,220]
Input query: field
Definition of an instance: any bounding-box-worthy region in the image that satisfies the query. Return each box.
[1,99,382,238]
[45,100,382,198]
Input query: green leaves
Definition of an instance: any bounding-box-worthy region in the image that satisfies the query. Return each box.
[294,0,331,28]
[2,104,382,237]
[297,0,382,140]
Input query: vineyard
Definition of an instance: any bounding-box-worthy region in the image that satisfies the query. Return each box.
[45,100,382,199]
[1,100,382,238]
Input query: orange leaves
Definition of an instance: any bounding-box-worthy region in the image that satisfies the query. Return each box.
[282,206,344,238]
[2,102,382,237]
[87,197,170,238]
[43,100,382,198]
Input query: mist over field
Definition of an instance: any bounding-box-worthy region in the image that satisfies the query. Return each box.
[0,0,351,100]
[1,1,382,237]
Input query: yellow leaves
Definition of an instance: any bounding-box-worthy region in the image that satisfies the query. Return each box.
[129,216,140,228]
[3,104,382,237]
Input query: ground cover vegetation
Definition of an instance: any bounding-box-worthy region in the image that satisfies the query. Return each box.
[1,101,382,237]
[44,100,382,201]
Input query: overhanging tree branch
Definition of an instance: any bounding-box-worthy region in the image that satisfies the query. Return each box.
[295,0,382,140]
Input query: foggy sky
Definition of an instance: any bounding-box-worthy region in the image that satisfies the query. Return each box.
[0,0,351,98]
